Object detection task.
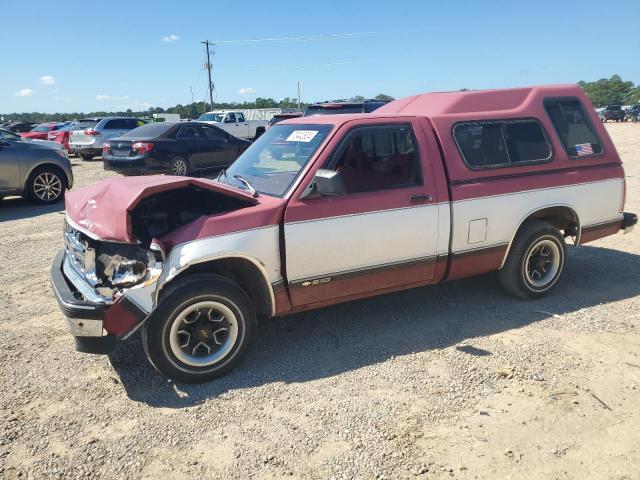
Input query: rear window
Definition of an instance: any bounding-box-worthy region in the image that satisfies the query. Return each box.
[303,104,363,116]
[122,122,173,138]
[544,99,603,157]
[606,105,622,111]
[454,119,552,169]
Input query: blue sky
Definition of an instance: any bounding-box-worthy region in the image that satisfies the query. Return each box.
[2,0,639,113]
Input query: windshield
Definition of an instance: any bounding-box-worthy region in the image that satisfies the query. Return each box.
[198,113,224,122]
[0,129,21,141]
[223,124,333,197]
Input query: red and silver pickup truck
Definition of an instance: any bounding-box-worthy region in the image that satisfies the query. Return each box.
[51,85,637,383]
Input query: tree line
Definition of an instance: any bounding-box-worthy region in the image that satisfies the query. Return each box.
[0,93,396,124]
[3,77,640,124]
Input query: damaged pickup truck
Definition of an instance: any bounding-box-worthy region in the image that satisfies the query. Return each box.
[51,85,637,383]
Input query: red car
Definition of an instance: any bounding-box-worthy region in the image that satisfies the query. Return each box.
[48,119,101,153]
[20,122,67,140]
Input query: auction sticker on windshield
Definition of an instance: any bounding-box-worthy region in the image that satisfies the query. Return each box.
[286,130,318,142]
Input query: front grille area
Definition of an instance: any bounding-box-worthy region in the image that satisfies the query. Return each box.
[64,222,98,285]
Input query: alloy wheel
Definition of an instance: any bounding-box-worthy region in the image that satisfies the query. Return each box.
[33,172,62,201]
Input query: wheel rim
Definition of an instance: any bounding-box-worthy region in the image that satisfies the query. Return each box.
[168,301,238,367]
[171,159,187,176]
[524,238,561,289]
[33,172,62,201]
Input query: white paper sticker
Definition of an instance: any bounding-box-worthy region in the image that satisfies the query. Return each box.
[286,130,318,142]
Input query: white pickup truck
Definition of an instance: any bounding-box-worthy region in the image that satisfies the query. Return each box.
[197,111,267,140]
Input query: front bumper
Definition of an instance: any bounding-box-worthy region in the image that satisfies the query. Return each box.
[50,250,148,354]
[623,212,637,233]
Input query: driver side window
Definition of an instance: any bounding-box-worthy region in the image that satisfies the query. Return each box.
[326,124,423,194]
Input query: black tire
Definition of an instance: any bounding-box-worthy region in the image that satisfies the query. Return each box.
[253,127,265,141]
[499,220,566,299]
[141,274,257,383]
[80,153,95,160]
[170,156,190,176]
[27,165,67,204]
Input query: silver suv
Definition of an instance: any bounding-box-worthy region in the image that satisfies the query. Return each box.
[0,128,73,204]
[69,117,144,160]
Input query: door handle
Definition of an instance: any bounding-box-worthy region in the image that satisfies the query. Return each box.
[409,194,433,202]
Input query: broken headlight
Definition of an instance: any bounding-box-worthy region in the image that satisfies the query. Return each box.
[98,253,152,288]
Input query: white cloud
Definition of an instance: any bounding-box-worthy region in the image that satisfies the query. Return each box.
[237,87,256,95]
[40,75,56,85]
[96,94,129,101]
[14,88,33,97]
[161,34,179,42]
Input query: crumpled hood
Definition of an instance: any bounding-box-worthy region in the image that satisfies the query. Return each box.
[65,175,258,243]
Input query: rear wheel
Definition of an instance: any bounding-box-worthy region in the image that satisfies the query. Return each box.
[499,220,566,299]
[80,153,94,161]
[27,166,67,204]
[170,156,189,176]
[141,274,257,383]
[253,127,265,141]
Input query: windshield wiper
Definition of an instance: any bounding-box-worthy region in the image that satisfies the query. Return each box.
[233,175,258,197]
[216,168,228,183]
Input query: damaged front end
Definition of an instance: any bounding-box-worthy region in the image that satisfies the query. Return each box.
[50,176,258,354]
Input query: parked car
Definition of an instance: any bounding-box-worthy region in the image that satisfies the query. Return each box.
[102,122,250,176]
[197,111,267,140]
[625,105,640,122]
[266,112,303,130]
[69,117,143,160]
[48,119,101,153]
[5,122,38,133]
[50,84,636,383]
[0,128,73,204]
[19,122,67,140]
[601,105,626,122]
[303,99,389,116]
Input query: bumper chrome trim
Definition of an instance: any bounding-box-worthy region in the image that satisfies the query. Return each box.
[62,255,113,305]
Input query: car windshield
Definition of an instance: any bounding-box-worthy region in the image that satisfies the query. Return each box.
[222,124,333,197]
[198,113,225,122]
[0,129,21,141]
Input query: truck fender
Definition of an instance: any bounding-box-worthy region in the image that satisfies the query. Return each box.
[499,204,581,269]
[156,253,276,316]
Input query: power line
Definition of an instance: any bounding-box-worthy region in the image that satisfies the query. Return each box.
[210,31,383,45]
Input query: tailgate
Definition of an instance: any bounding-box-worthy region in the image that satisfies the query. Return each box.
[70,130,94,145]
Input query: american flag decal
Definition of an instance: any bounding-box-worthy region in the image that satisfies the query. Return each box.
[575,143,594,156]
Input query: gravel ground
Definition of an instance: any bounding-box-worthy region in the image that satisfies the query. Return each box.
[1,123,639,479]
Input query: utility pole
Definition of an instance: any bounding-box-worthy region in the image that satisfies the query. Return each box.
[297,81,301,110]
[201,40,215,111]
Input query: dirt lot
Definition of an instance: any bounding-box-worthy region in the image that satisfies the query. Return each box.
[1,123,639,480]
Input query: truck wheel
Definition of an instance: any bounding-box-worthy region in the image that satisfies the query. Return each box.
[499,220,566,299]
[27,166,67,204]
[141,274,257,383]
[170,156,190,176]
[253,127,265,141]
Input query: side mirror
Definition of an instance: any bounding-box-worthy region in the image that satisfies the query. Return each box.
[224,117,234,123]
[302,169,345,199]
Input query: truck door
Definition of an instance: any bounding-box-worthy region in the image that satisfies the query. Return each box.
[284,120,443,307]
[224,113,242,138]
[236,113,249,138]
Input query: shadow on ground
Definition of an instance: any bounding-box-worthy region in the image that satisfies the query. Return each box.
[110,244,640,407]
[0,197,64,221]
